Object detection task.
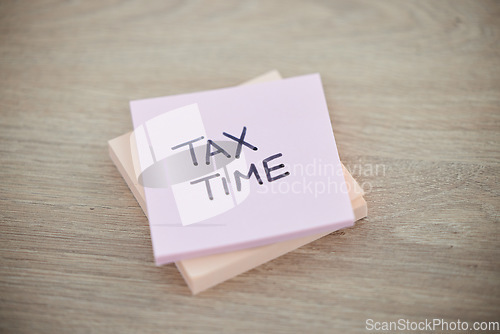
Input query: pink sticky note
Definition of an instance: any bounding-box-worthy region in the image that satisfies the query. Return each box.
[129,74,356,264]
[109,71,367,293]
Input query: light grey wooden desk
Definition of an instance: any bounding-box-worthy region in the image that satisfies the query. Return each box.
[0,1,498,333]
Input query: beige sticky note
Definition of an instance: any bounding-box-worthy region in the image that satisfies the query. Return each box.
[108,71,367,294]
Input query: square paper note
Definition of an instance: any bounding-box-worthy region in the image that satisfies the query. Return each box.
[130,74,355,264]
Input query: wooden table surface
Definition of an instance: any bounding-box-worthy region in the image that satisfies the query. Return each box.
[1,1,498,333]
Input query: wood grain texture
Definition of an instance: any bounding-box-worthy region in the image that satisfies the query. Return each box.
[0,0,498,333]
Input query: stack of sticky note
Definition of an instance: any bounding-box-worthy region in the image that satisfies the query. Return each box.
[108,71,367,294]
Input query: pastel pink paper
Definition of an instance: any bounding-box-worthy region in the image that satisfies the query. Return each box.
[130,74,355,264]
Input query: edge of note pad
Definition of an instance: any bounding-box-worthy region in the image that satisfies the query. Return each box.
[108,71,367,294]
